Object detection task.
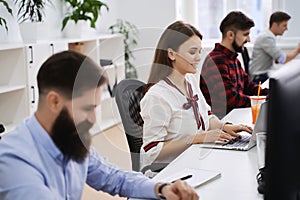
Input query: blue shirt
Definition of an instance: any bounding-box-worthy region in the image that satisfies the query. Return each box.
[0,115,157,200]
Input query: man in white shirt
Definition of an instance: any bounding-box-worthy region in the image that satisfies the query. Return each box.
[249,11,300,83]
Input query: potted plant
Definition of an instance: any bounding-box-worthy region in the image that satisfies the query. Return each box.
[14,0,50,42]
[61,0,109,37]
[109,19,139,78]
[0,0,13,31]
[14,0,49,22]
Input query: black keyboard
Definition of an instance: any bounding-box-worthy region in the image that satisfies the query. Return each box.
[224,134,251,147]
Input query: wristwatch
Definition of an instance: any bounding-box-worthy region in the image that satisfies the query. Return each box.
[157,183,170,199]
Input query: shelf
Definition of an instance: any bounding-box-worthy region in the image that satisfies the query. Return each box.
[0,85,26,94]
[101,118,121,132]
[101,62,125,69]
[90,118,121,135]
[90,122,101,135]
[0,34,125,141]
[0,43,24,51]
[97,33,123,40]
[101,64,115,69]
[50,33,123,44]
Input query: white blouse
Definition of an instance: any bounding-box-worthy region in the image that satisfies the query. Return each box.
[140,73,215,169]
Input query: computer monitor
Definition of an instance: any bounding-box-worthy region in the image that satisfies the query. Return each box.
[265,60,300,199]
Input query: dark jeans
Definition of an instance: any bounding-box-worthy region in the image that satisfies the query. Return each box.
[252,74,269,84]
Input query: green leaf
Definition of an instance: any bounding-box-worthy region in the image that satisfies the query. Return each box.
[62,0,109,29]
[61,16,71,30]
[0,0,13,31]
[0,17,8,31]
[14,0,50,22]
[0,0,13,15]
[108,19,139,75]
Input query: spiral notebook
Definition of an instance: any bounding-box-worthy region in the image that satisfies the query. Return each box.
[154,168,221,188]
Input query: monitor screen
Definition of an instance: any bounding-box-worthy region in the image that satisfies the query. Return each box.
[265,60,300,199]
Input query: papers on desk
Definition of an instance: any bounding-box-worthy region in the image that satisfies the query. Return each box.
[155,168,221,188]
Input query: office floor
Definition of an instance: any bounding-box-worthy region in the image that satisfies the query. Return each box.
[81,124,130,200]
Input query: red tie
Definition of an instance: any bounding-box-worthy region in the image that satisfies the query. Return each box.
[164,78,205,130]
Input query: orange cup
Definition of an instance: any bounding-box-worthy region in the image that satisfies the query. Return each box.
[250,96,266,124]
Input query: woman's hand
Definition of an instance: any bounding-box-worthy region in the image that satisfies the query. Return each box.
[192,129,236,144]
[223,124,253,137]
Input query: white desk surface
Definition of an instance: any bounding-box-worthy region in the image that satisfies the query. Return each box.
[132,108,263,200]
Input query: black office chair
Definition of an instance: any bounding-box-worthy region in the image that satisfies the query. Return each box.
[241,47,250,74]
[114,79,167,173]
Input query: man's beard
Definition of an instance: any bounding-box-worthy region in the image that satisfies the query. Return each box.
[51,107,93,163]
[232,39,244,53]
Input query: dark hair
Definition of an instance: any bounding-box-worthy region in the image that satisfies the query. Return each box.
[269,11,291,28]
[37,50,107,99]
[219,11,255,38]
[147,21,202,85]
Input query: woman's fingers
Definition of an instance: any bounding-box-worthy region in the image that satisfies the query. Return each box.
[239,124,253,133]
[226,130,241,138]
[205,130,234,143]
[218,132,237,143]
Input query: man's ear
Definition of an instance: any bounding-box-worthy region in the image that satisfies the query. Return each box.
[167,48,176,61]
[227,30,235,40]
[46,91,64,114]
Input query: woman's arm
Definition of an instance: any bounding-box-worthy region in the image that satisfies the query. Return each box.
[156,129,235,161]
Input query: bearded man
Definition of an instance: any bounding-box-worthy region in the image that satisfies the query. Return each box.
[200,11,268,118]
[0,51,198,200]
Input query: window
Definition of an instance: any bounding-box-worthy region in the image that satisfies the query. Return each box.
[197,0,268,39]
[176,0,298,40]
[277,0,300,37]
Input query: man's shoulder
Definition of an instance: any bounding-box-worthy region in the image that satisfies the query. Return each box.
[255,31,275,44]
[203,49,228,67]
[0,122,36,159]
[203,49,223,63]
[208,48,223,56]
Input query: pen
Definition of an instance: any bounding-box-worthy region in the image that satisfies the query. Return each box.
[171,174,193,183]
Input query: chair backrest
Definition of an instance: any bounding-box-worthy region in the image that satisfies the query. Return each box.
[241,47,250,74]
[114,79,146,171]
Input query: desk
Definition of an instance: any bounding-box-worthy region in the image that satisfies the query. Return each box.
[133,108,263,200]
[156,108,262,199]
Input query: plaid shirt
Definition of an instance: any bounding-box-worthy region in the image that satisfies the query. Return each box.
[200,43,268,118]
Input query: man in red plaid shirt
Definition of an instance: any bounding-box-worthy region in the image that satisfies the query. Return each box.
[200,11,268,118]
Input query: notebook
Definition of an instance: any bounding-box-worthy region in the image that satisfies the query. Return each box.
[154,168,221,188]
[199,101,268,151]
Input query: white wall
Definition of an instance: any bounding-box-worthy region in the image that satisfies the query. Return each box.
[0,1,22,43]
[1,0,177,81]
[2,0,300,42]
[280,0,300,37]
[99,0,176,31]
[98,0,178,82]
[3,0,299,81]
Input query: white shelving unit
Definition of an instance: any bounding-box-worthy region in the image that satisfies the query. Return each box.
[64,34,125,134]
[96,35,125,133]
[0,45,28,136]
[0,34,125,137]
[25,41,69,114]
